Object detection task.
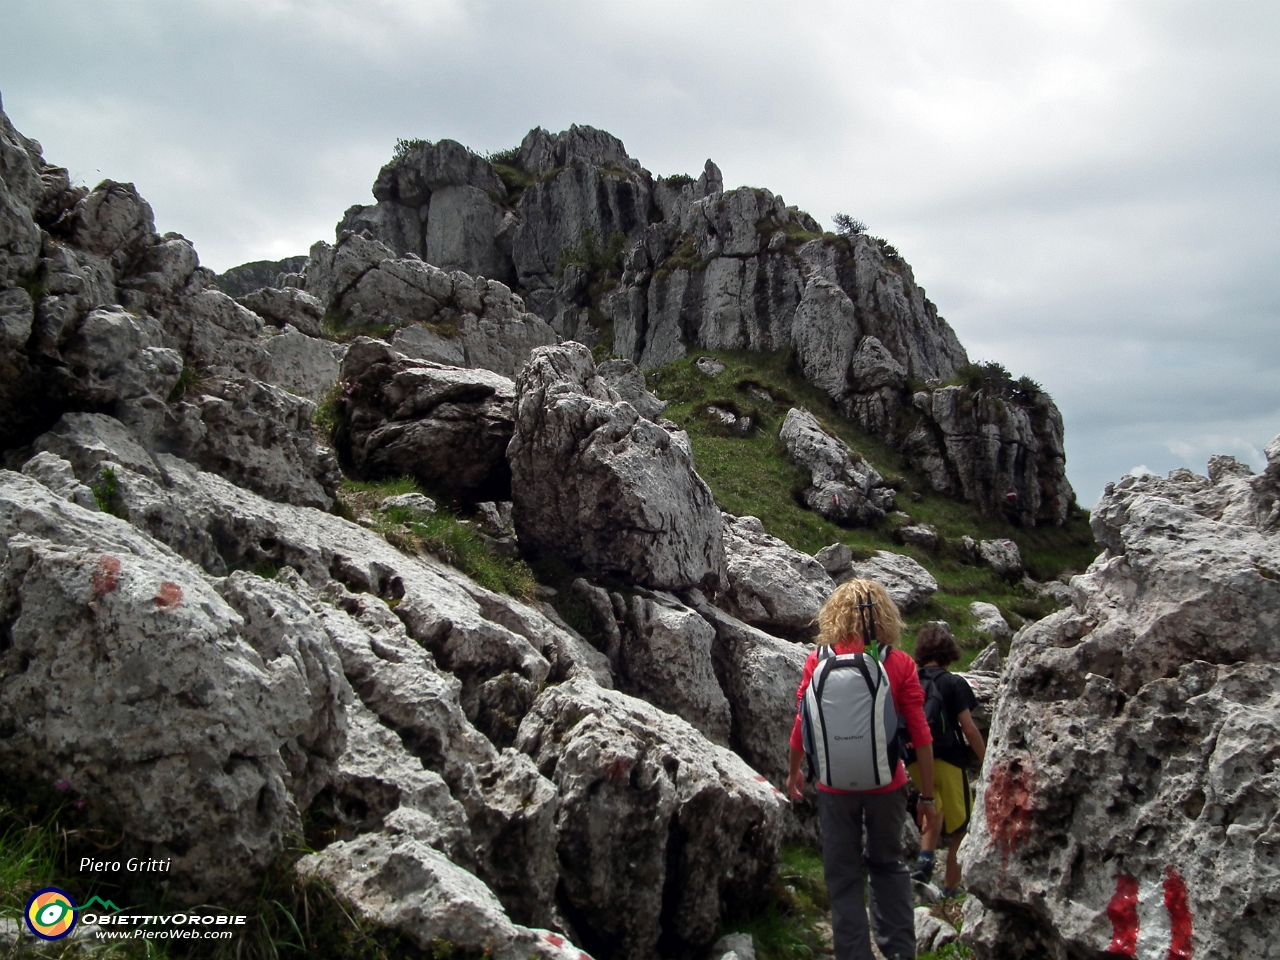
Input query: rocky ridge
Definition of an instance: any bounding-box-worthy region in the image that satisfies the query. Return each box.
[323,125,1074,527]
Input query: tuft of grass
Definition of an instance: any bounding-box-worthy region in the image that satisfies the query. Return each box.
[337,479,537,602]
[391,137,429,163]
[167,362,202,404]
[90,466,127,519]
[663,173,695,188]
[320,311,393,344]
[648,350,1099,658]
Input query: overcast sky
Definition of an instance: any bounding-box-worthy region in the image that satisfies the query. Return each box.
[2,0,1277,506]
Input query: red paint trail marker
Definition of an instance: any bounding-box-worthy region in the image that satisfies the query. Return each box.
[984,757,1035,870]
[92,555,121,597]
[154,581,183,611]
[1104,870,1193,959]
[1163,867,1193,960]
[1107,874,1139,956]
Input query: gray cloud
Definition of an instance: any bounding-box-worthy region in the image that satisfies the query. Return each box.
[2,0,1277,507]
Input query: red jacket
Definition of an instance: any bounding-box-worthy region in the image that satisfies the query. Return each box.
[789,637,932,794]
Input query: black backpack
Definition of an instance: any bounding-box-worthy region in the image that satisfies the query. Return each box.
[909,666,967,765]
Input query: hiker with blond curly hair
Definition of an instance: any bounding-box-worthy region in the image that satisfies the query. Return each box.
[786,579,940,960]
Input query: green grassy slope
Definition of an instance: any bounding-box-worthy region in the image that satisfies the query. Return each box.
[647,350,1099,665]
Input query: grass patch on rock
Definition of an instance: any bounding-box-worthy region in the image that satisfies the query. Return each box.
[648,350,1100,661]
[717,843,830,960]
[337,479,537,602]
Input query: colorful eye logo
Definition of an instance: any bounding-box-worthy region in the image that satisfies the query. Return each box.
[25,888,78,940]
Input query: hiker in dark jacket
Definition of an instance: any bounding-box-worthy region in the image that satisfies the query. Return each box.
[786,579,940,960]
[907,623,986,897]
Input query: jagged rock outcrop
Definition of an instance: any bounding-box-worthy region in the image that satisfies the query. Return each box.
[509,342,726,591]
[516,678,786,959]
[330,123,1075,526]
[306,232,556,377]
[961,445,1280,960]
[571,579,731,745]
[0,99,342,509]
[338,337,516,502]
[780,407,895,525]
[719,513,834,639]
[216,256,308,297]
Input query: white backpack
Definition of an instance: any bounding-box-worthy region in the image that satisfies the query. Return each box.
[801,645,901,791]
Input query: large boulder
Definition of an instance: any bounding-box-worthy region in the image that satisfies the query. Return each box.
[509,342,726,592]
[780,407,894,526]
[961,447,1280,960]
[339,337,516,502]
[719,513,834,640]
[846,550,938,612]
[516,678,786,959]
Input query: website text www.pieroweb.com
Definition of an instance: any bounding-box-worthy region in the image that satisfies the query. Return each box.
[23,864,249,943]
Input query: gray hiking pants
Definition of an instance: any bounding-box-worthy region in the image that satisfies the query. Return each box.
[818,785,916,960]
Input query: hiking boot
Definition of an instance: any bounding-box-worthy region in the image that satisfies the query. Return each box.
[910,850,935,882]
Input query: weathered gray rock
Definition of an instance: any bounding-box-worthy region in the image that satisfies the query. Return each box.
[968,601,1012,643]
[622,590,732,744]
[694,356,725,377]
[894,523,939,551]
[509,342,726,591]
[237,286,325,336]
[847,551,938,612]
[34,411,162,479]
[263,329,345,402]
[709,932,757,960]
[595,357,667,421]
[780,407,893,525]
[159,376,341,509]
[395,312,557,379]
[297,833,576,960]
[914,907,958,955]
[962,448,1280,960]
[719,514,834,640]
[968,640,1002,674]
[814,542,855,577]
[686,592,808,796]
[340,338,515,502]
[516,678,785,958]
[0,473,350,904]
[379,492,437,515]
[20,450,98,510]
[978,537,1023,578]
[792,278,859,400]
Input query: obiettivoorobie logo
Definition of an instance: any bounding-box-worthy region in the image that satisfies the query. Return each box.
[24,888,78,941]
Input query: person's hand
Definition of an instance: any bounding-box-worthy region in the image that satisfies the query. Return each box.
[917,798,941,834]
[786,768,805,801]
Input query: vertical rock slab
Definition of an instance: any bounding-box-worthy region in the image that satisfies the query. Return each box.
[509,342,726,591]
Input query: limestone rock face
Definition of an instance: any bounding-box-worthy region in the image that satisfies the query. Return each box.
[237,286,325,336]
[516,678,786,959]
[339,338,516,502]
[0,473,351,903]
[780,407,894,526]
[961,447,1280,960]
[719,514,834,640]
[509,342,726,591]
